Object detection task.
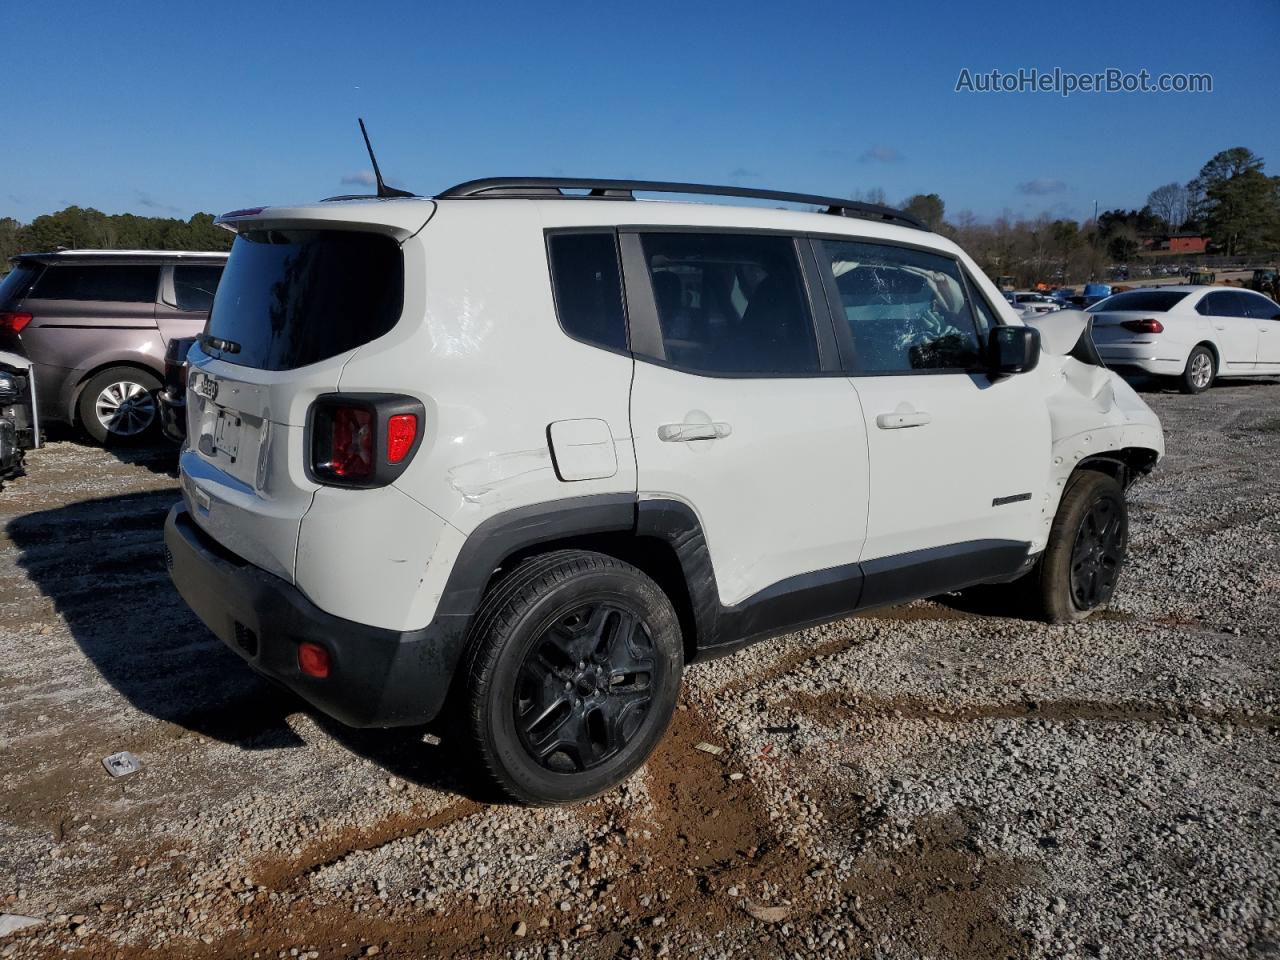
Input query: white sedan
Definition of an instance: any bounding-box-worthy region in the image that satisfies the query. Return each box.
[1089,286,1280,393]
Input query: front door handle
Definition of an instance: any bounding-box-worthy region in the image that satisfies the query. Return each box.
[658,421,732,442]
[876,410,932,429]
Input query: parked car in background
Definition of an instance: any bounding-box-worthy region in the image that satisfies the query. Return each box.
[1090,286,1280,392]
[1009,291,1062,318]
[1081,282,1112,307]
[0,350,39,486]
[0,250,226,444]
[159,336,197,444]
[164,176,1163,804]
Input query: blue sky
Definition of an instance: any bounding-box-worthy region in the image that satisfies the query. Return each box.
[6,0,1278,225]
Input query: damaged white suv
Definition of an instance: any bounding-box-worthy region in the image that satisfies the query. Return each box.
[164,178,1164,804]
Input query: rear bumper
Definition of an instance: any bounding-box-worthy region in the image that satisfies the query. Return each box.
[158,388,185,444]
[1096,344,1186,376]
[164,503,462,727]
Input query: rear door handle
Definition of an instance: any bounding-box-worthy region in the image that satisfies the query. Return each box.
[658,421,732,442]
[876,410,932,430]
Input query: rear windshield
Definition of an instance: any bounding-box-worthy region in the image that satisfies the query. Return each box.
[1089,290,1189,313]
[203,229,403,371]
[0,263,41,308]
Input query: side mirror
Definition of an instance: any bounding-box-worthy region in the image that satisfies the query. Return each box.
[988,325,1040,377]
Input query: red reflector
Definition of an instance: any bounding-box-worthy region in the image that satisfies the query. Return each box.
[327,407,374,480]
[1120,318,1165,334]
[386,413,418,464]
[0,312,33,334]
[297,642,331,678]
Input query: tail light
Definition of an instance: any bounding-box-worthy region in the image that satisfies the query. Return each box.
[1120,318,1164,334]
[0,312,32,334]
[309,394,425,488]
[297,642,331,679]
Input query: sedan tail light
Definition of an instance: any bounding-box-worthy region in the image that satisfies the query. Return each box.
[309,394,425,488]
[0,312,33,334]
[1120,318,1165,334]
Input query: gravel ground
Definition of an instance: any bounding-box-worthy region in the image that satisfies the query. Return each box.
[0,381,1277,960]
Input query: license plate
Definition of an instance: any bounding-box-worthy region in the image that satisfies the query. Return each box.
[198,407,241,463]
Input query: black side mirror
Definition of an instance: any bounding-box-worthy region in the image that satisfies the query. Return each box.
[987,325,1040,377]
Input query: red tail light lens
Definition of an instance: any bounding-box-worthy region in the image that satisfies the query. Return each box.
[297,642,331,679]
[1120,318,1165,334]
[319,406,374,481]
[386,414,418,464]
[0,312,33,334]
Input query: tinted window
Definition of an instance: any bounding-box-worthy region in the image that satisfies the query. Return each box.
[641,233,817,375]
[0,263,40,309]
[204,230,403,371]
[1196,291,1246,318]
[820,240,983,373]
[547,233,626,351]
[29,264,159,302]
[1239,292,1280,319]
[1091,290,1189,312]
[173,265,224,313]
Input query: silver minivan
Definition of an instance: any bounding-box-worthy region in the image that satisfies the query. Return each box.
[0,250,226,443]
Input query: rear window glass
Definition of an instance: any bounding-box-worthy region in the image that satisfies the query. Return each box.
[547,232,627,352]
[1090,291,1188,312]
[29,264,159,302]
[173,265,224,312]
[0,263,41,308]
[204,230,403,371]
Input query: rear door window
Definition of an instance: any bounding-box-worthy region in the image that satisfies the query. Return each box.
[29,264,160,302]
[1197,291,1246,318]
[173,265,224,312]
[639,232,818,375]
[203,229,403,371]
[817,239,984,373]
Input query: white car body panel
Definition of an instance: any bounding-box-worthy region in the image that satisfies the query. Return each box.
[179,194,1163,632]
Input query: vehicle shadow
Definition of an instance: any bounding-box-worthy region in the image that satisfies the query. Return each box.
[6,489,494,799]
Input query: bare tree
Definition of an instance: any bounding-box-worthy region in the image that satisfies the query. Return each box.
[1146,182,1188,230]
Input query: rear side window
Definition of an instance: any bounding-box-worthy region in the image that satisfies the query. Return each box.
[1093,290,1189,312]
[29,264,160,302]
[204,230,403,371]
[818,240,983,373]
[547,232,627,352]
[173,265,224,312]
[640,233,818,375]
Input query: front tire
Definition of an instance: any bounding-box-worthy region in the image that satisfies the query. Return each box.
[78,367,161,444]
[462,550,684,805]
[1028,471,1129,623]
[1179,346,1215,394]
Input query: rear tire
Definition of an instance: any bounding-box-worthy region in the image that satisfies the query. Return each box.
[1179,346,1215,394]
[462,550,684,805]
[78,367,161,445]
[1025,471,1129,624]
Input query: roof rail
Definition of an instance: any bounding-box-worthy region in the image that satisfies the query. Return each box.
[435,178,925,230]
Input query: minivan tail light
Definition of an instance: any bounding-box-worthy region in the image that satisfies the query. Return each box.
[309,394,426,488]
[0,312,32,334]
[1120,318,1164,334]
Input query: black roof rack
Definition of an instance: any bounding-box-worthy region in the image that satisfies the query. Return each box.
[435,178,925,230]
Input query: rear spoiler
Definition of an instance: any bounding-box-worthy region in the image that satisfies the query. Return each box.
[215,199,437,243]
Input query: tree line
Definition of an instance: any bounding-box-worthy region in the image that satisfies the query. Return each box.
[888,147,1280,286]
[0,206,232,269]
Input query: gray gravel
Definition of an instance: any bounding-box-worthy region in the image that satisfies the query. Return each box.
[0,382,1277,960]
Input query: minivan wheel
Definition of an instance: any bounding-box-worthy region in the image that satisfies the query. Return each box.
[1179,346,1215,394]
[462,550,683,805]
[78,367,161,444]
[1031,471,1129,623]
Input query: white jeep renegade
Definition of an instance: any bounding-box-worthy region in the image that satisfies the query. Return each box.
[164,177,1164,804]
